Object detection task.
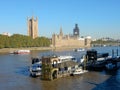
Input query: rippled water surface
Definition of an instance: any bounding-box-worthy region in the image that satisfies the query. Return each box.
[0,46,120,90]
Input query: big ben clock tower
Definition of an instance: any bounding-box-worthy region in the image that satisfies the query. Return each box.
[73,24,79,38]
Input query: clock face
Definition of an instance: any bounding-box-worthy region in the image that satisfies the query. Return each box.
[75,32,77,34]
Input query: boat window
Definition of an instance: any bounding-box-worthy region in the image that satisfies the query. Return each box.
[64,67,68,70]
[37,65,41,68]
[72,58,75,60]
[59,68,61,71]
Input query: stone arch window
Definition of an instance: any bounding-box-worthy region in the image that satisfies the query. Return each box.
[52,60,58,68]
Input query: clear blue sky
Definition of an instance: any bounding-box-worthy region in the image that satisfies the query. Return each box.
[0,0,120,39]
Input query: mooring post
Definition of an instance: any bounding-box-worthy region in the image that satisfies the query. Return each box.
[112,49,114,58]
[117,49,118,56]
[84,55,86,70]
[84,55,88,70]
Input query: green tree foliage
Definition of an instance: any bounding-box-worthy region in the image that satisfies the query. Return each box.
[0,34,51,48]
[91,39,119,46]
[92,39,117,44]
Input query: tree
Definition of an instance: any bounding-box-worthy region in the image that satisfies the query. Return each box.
[0,34,51,48]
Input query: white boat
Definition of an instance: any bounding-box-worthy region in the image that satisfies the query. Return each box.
[29,62,42,77]
[13,50,30,54]
[72,67,88,75]
[74,48,85,52]
[58,55,77,63]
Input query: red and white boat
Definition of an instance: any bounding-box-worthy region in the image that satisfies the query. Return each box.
[13,50,30,54]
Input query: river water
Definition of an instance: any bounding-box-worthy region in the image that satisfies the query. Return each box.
[0,46,120,90]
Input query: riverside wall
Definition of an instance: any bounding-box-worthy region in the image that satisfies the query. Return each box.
[0,46,91,53]
[0,47,52,53]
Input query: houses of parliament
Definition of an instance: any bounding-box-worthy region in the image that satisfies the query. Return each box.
[52,24,91,48]
[27,16,91,48]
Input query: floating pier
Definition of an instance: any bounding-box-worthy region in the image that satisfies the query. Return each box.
[82,49,120,71]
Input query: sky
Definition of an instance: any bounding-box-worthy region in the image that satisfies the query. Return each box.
[0,0,120,39]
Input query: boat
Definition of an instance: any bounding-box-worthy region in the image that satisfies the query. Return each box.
[71,67,88,76]
[74,48,85,52]
[13,50,30,54]
[29,58,42,77]
[29,55,77,77]
[58,55,77,63]
[80,49,109,71]
[80,49,120,71]
[30,57,42,77]
[29,62,42,77]
[105,57,120,70]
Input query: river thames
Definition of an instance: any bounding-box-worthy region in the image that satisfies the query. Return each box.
[0,46,120,90]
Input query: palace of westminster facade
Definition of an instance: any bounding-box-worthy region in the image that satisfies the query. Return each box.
[27,16,91,48]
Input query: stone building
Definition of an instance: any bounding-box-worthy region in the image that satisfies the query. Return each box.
[27,16,38,39]
[52,24,91,48]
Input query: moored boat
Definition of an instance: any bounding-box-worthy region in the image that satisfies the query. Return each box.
[29,58,42,77]
[29,55,78,77]
[29,62,42,77]
[74,48,85,52]
[71,67,88,76]
[13,50,30,54]
[80,49,120,71]
[58,55,77,63]
[105,57,120,70]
